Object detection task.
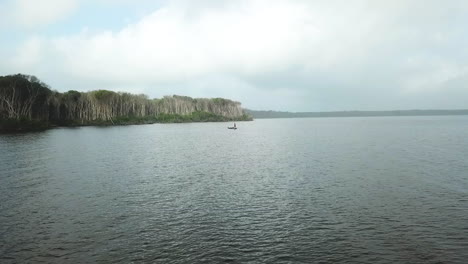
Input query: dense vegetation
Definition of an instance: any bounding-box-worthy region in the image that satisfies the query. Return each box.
[0,74,251,131]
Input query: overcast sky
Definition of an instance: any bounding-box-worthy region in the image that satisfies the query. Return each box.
[1,0,467,111]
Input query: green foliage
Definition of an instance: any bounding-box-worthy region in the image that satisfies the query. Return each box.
[68,111,245,126]
[92,90,116,101]
[154,111,231,123]
[0,74,52,121]
[0,73,252,131]
[212,98,229,105]
[239,114,254,121]
[172,95,195,102]
[63,90,81,101]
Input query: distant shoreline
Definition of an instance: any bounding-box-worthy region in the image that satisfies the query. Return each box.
[246,109,468,119]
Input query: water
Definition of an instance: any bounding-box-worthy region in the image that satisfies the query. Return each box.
[1,116,467,263]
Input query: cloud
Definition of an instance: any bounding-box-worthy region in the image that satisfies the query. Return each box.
[8,0,371,84]
[11,37,45,69]
[402,61,468,94]
[2,0,468,111]
[46,0,317,82]
[0,0,79,28]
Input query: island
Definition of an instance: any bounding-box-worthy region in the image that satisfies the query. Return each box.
[0,74,252,132]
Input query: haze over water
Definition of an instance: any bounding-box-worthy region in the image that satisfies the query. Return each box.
[1,116,467,263]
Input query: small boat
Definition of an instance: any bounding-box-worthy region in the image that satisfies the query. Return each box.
[228,123,237,129]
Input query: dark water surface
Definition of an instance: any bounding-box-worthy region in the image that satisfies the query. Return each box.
[1,117,467,263]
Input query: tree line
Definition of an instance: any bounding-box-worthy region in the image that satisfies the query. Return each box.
[0,74,251,129]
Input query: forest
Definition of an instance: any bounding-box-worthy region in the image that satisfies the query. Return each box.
[0,74,252,131]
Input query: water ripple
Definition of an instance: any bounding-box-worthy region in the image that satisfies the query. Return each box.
[1,117,468,263]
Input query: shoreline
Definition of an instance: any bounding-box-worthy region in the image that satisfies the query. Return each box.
[0,115,253,133]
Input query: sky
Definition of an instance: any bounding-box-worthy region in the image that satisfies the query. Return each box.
[1,0,468,111]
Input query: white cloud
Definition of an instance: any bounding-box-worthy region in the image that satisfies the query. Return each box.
[402,60,468,94]
[11,36,45,69]
[0,0,78,28]
[3,0,468,110]
[11,0,388,85]
[45,0,318,84]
